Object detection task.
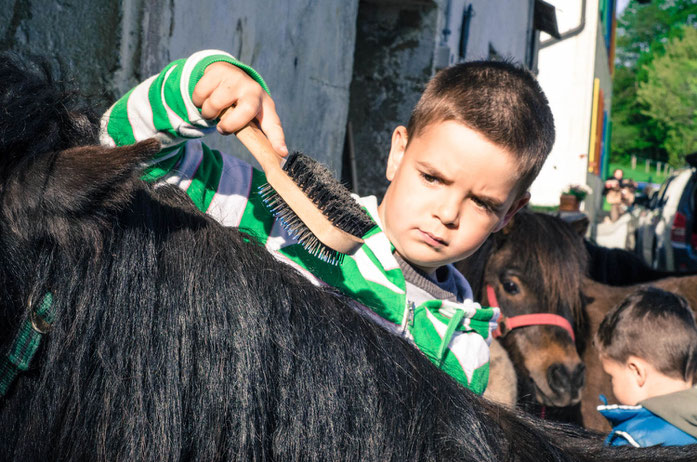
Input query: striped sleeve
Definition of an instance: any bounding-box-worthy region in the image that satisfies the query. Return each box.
[408,300,498,394]
[98,51,272,217]
[99,49,270,150]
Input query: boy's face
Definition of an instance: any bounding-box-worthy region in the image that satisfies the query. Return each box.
[600,356,644,405]
[378,121,529,274]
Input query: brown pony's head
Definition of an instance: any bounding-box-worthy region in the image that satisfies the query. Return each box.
[458,209,589,408]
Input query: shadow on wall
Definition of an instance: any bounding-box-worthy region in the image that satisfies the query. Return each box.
[345,0,438,199]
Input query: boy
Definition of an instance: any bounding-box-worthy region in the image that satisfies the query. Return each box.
[596,287,697,447]
[101,49,554,394]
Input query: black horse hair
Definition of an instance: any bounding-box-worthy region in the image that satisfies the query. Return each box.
[0,52,695,461]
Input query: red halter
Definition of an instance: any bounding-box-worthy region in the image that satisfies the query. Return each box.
[487,285,575,342]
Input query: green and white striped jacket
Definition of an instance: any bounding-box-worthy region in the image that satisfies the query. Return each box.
[100,50,498,394]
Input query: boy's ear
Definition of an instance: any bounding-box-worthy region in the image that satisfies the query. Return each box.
[385,126,408,181]
[627,355,648,388]
[493,192,530,233]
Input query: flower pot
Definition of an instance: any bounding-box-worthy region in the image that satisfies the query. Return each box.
[559,193,580,212]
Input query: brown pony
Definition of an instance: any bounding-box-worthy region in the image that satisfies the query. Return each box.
[457,211,589,415]
[458,209,697,431]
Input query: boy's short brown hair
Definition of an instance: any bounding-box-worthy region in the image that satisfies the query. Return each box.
[406,60,554,195]
[595,287,697,382]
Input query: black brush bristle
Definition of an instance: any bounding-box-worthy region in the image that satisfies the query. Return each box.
[258,152,376,265]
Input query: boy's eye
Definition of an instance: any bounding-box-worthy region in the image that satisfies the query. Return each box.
[421,172,440,184]
[472,197,491,212]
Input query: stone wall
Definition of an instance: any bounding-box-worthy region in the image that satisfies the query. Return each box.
[2,0,359,173]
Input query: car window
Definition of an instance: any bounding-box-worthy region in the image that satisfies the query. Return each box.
[653,175,674,209]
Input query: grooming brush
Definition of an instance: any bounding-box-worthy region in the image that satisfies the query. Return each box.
[232,120,375,265]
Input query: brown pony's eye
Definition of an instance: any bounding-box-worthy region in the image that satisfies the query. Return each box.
[502,279,519,295]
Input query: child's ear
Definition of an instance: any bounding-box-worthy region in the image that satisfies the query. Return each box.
[627,355,648,388]
[493,192,530,233]
[385,126,408,181]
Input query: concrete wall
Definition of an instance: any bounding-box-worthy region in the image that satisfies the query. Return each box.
[4,0,550,201]
[2,0,359,173]
[1,0,122,107]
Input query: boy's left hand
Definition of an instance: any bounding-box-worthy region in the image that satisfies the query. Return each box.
[193,61,288,156]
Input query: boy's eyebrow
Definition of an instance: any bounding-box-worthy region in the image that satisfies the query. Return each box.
[417,161,454,184]
[416,161,507,212]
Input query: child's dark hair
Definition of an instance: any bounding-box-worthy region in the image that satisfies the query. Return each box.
[595,287,697,382]
[406,60,555,195]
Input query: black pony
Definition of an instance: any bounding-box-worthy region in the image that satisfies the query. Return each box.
[584,239,697,285]
[1,54,695,461]
[562,213,695,286]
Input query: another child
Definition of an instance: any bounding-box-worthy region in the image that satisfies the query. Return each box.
[596,287,697,447]
[101,50,555,394]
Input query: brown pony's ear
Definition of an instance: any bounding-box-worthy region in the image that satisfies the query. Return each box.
[567,215,590,237]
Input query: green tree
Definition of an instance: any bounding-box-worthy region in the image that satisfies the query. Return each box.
[611,65,665,162]
[637,27,697,166]
[615,0,697,68]
[611,0,697,164]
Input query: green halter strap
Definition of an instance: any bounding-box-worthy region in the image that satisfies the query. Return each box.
[0,292,54,397]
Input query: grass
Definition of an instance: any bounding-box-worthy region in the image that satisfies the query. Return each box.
[608,161,670,185]
[529,204,559,213]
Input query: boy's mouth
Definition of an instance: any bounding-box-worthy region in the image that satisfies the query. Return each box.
[419,229,447,247]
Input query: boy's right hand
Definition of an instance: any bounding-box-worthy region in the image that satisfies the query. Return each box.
[192,61,289,157]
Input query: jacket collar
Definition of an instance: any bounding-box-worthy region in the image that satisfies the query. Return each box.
[641,386,697,438]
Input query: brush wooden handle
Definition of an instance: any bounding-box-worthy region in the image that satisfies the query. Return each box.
[234,122,285,172]
[228,118,363,255]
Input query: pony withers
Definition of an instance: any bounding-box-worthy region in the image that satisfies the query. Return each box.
[1,53,696,461]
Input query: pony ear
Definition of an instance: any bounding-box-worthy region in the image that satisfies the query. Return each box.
[567,215,590,236]
[40,139,161,214]
[501,215,515,235]
[4,139,160,244]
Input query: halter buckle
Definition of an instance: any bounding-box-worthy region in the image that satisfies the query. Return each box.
[28,291,54,334]
[30,309,53,334]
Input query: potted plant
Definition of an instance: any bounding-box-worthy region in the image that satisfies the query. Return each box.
[560,184,592,211]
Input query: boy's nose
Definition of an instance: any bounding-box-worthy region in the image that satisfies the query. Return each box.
[434,199,460,225]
